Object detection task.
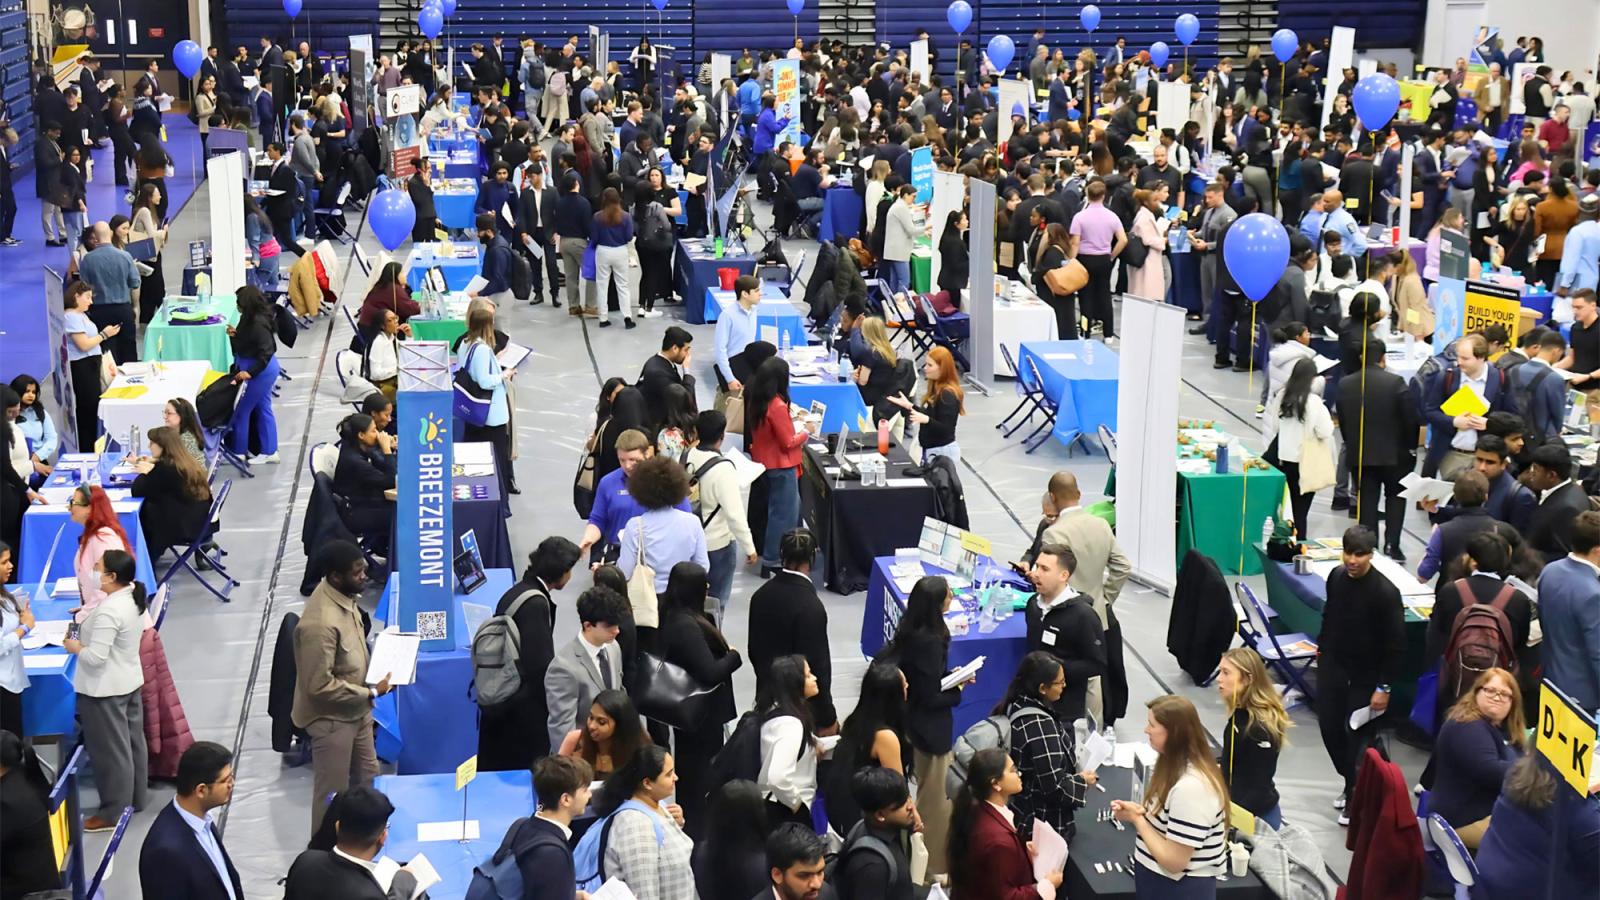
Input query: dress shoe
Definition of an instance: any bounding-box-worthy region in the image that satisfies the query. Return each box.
[1213,360,1232,369]
[83,816,117,833]
[1330,497,1350,511]
[1188,324,1209,335]
[1384,544,1407,563]
[1231,364,1250,373]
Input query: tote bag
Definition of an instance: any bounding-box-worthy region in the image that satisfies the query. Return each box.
[627,521,659,628]
[580,241,597,281]
[633,652,718,730]
[452,344,494,426]
[1044,257,1089,295]
[1297,430,1336,494]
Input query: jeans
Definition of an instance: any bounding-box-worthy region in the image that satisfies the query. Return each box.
[884,259,911,295]
[706,542,737,620]
[64,210,87,251]
[760,467,800,568]
[923,442,961,466]
[298,174,318,239]
[229,354,280,455]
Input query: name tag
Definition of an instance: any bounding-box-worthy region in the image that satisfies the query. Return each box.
[1041,629,1058,646]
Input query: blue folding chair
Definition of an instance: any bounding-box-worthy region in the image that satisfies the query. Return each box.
[1234,582,1318,705]
[343,304,368,351]
[47,745,89,897]
[1425,813,1478,900]
[1097,423,1118,465]
[84,805,135,899]
[205,423,254,479]
[157,479,239,602]
[913,294,973,373]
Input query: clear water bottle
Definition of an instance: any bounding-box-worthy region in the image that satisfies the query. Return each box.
[876,459,888,487]
[780,328,791,356]
[837,354,853,383]
[1262,516,1274,547]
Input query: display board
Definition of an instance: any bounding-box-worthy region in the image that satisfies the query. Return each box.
[1115,295,1184,592]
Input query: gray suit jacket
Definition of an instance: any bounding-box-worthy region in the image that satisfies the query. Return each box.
[1198,202,1238,280]
[544,635,619,750]
[1041,507,1131,625]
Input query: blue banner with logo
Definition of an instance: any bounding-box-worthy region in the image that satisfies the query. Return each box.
[397,387,456,652]
[911,146,934,205]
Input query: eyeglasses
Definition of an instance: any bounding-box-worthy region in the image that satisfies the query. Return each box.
[1478,686,1514,701]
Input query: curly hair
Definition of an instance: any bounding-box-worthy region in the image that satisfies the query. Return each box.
[626,455,689,510]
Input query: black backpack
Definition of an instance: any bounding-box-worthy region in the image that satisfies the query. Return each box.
[1306,289,1341,337]
[1510,365,1554,449]
[637,201,675,253]
[509,252,534,301]
[825,823,903,900]
[708,711,765,786]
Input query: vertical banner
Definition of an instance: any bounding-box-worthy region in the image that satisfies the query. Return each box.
[911,39,930,84]
[911,146,934,204]
[1116,295,1184,592]
[1432,278,1466,353]
[1321,26,1356,128]
[206,152,246,293]
[1463,280,1524,343]
[966,181,997,391]
[928,170,964,294]
[772,59,802,143]
[1397,144,1415,240]
[348,41,371,133]
[396,342,456,652]
[710,52,732,88]
[1156,81,1190,134]
[997,79,1032,146]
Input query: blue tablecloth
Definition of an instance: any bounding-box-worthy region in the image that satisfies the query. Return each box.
[789,381,872,433]
[818,184,863,242]
[1016,340,1119,449]
[13,592,82,738]
[406,244,483,293]
[373,567,515,774]
[675,241,757,324]
[1170,247,1202,313]
[699,280,789,323]
[1522,290,1555,322]
[435,188,480,232]
[702,289,809,349]
[19,483,156,590]
[861,556,1030,736]
[375,769,534,899]
[428,136,480,179]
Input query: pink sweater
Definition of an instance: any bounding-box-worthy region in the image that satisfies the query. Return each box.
[74,529,136,623]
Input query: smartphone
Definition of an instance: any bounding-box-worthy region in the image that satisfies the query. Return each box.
[66,622,81,642]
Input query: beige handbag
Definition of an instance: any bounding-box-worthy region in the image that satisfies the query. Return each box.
[724,390,746,435]
[1044,258,1090,295]
[1297,430,1336,494]
[627,521,659,628]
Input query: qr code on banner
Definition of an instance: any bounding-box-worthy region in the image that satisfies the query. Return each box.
[416,611,448,641]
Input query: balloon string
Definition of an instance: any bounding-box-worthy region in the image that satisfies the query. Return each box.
[1356,322,1368,525]
[1239,300,1258,575]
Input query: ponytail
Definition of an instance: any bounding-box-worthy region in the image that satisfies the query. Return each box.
[100,549,147,613]
[131,583,149,615]
[946,746,1010,892]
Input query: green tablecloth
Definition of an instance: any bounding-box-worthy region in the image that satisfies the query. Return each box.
[143,295,241,371]
[1176,466,1286,575]
[1255,544,1430,716]
[911,253,931,293]
[409,318,467,343]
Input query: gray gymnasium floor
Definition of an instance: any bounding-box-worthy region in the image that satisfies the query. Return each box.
[75,172,1440,895]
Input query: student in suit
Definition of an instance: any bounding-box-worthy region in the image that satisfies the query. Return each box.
[283,787,429,900]
[747,528,837,732]
[544,586,629,751]
[1426,531,1535,703]
[1190,183,1238,333]
[255,81,279,149]
[482,756,593,900]
[1523,444,1592,562]
[478,537,582,770]
[515,161,559,305]
[1418,472,1502,582]
[1537,511,1600,714]
[946,748,1059,900]
[637,327,696,433]
[137,742,244,900]
[1413,129,1450,239]
[264,142,303,256]
[760,823,829,900]
[1337,352,1420,558]
[1508,331,1569,444]
[1423,333,1516,480]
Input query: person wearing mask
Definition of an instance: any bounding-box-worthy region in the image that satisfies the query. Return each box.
[1315,526,1405,817]
[458,304,517,494]
[886,576,971,877]
[137,741,243,900]
[227,287,281,465]
[61,281,111,444]
[67,485,132,623]
[1215,648,1289,829]
[833,767,919,900]
[745,357,813,577]
[1025,545,1106,724]
[479,537,582,769]
[1266,356,1335,536]
[1524,443,1592,562]
[998,652,1095,839]
[557,689,651,779]
[1112,695,1230,895]
[684,411,757,619]
[1338,352,1419,558]
[887,345,964,464]
[593,745,697,900]
[880,184,921,295]
[617,456,709,599]
[129,426,211,563]
[0,545,32,734]
[1474,753,1600,895]
[1069,179,1128,341]
[77,220,140,363]
[946,748,1060,900]
[747,528,836,731]
[591,187,637,328]
[655,561,742,831]
[936,210,969,300]
[330,413,395,556]
[482,755,593,900]
[691,781,771,900]
[62,549,148,831]
[1429,668,1526,848]
[545,587,630,750]
[291,541,391,835]
[1536,511,1600,715]
[0,729,56,897]
[8,376,56,485]
[762,823,828,900]
[284,787,430,899]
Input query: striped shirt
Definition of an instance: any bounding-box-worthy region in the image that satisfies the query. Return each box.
[1134,766,1228,881]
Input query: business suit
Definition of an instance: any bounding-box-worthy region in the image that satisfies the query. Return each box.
[516,181,559,301]
[892,625,962,875]
[748,571,837,728]
[255,89,279,148]
[1197,202,1237,326]
[1337,362,1419,547]
[955,802,1041,900]
[265,160,300,255]
[478,579,557,770]
[1422,364,1513,476]
[0,141,15,242]
[1412,144,1446,239]
[544,635,620,751]
[1537,557,1600,714]
[137,801,245,900]
[1473,77,1511,133]
[407,175,437,244]
[1527,482,1592,563]
[284,848,423,900]
[1040,506,1129,722]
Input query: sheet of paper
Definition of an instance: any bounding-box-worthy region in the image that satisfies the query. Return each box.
[416,819,479,842]
[1313,354,1341,374]
[1348,705,1382,730]
[590,879,639,900]
[461,602,493,640]
[23,653,70,670]
[1399,472,1454,504]
[1080,728,1114,772]
[941,656,985,691]
[52,577,80,597]
[527,239,544,260]
[683,171,706,189]
[366,630,421,686]
[885,477,928,487]
[500,202,515,224]
[1031,819,1069,881]
[21,620,71,650]
[454,443,494,465]
[1439,384,1489,418]
[497,341,533,371]
[464,274,490,296]
[369,857,401,893]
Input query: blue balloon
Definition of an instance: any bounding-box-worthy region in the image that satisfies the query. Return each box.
[786,0,803,14]
[1148,41,1169,70]
[946,0,972,34]
[173,40,203,79]
[282,0,301,16]
[986,34,1015,73]
[417,3,443,39]
[1223,213,1290,303]
[1080,4,1100,33]
[651,0,667,9]
[1271,29,1297,63]
[439,0,457,14]
[1175,13,1199,47]
[370,189,417,252]
[1351,73,1401,131]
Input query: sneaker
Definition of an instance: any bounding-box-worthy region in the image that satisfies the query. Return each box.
[249,453,281,465]
[0,238,20,246]
[598,319,613,328]
[1332,793,1347,810]
[1330,496,1350,511]
[1337,811,1350,827]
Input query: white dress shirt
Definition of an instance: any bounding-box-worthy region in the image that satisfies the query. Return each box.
[174,801,237,900]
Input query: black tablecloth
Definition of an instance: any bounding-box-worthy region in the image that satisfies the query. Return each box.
[799,441,937,594]
[1067,768,1272,900]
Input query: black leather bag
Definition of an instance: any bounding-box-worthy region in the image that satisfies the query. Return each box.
[632,651,717,731]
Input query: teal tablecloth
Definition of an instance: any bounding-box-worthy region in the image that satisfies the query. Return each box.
[143,294,241,371]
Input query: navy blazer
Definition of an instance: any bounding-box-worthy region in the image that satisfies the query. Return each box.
[1509,360,1567,439]
[138,802,245,900]
[1422,363,1516,471]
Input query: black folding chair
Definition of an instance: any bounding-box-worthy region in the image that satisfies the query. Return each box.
[995,344,1050,437]
[313,181,356,244]
[1019,357,1059,453]
[157,480,240,602]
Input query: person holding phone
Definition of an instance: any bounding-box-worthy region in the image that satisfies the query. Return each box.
[0,541,35,735]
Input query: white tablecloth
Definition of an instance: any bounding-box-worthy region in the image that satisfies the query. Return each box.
[992,301,1059,378]
[99,360,212,448]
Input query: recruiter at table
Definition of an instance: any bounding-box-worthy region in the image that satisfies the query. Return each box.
[799,440,937,593]
[676,239,757,326]
[99,360,216,447]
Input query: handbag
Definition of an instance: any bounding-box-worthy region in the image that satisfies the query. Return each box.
[572,418,606,518]
[99,349,119,391]
[633,651,718,730]
[452,344,494,427]
[1043,257,1089,295]
[627,521,659,628]
[1122,233,1150,268]
[580,240,597,281]
[1297,430,1336,494]
[724,390,746,435]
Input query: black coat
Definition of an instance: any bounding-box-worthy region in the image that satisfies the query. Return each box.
[1336,364,1418,469]
[284,849,422,900]
[636,354,695,435]
[1167,550,1237,684]
[408,176,437,242]
[1024,591,1106,723]
[266,162,299,225]
[269,611,304,751]
[693,840,769,900]
[890,627,961,754]
[937,228,969,296]
[130,461,211,556]
[137,802,245,900]
[1527,481,1592,562]
[0,769,58,899]
[748,571,837,727]
[658,608,741,729]
[478,579,558,769]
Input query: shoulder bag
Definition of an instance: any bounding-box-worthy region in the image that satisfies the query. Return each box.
[1043,257,1089,296]
[452,343,494,426]
[633,650,717,730]
[627,520,659,628]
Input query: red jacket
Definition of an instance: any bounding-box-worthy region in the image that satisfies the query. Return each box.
[747,396,807,471]
[953,802,1043,900]
[140,627,195,780]
[1339,747,1424,900]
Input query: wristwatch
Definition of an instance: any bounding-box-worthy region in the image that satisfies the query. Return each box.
[1376,684,1392,694]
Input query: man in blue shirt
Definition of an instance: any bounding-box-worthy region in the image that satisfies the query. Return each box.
[737,74,763,129]
[1557,194,1600,297]
[1317,189,1367,256]
[714,274,763,396]
[579,429,691,561]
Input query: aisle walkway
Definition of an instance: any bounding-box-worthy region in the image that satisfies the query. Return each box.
[91,174,1436,894]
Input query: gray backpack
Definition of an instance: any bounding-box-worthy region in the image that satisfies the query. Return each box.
[471,590,538,708]
[1245,822,1339,900]
[945,704,1047,799]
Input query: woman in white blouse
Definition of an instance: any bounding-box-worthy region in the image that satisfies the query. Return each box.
[1265,356,1335,537]
[597,744,697,900]
[1113,695,1230,898]
[61,549,149,831]
[757,654,826,829]
[362,308,405,401]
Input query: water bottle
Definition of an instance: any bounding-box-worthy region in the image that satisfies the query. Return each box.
[780,328,791,356]
[877,419,891,456]
[876,459,888,487]
[838,354,853,383]
[1214,439,1229,474]
[978,601,999,634]
[1262,516,1275,548]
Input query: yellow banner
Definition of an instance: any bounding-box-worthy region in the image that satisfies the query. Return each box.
[1462,281,1523,344]
[1536,681,1596,796]
[959,531,993,557]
